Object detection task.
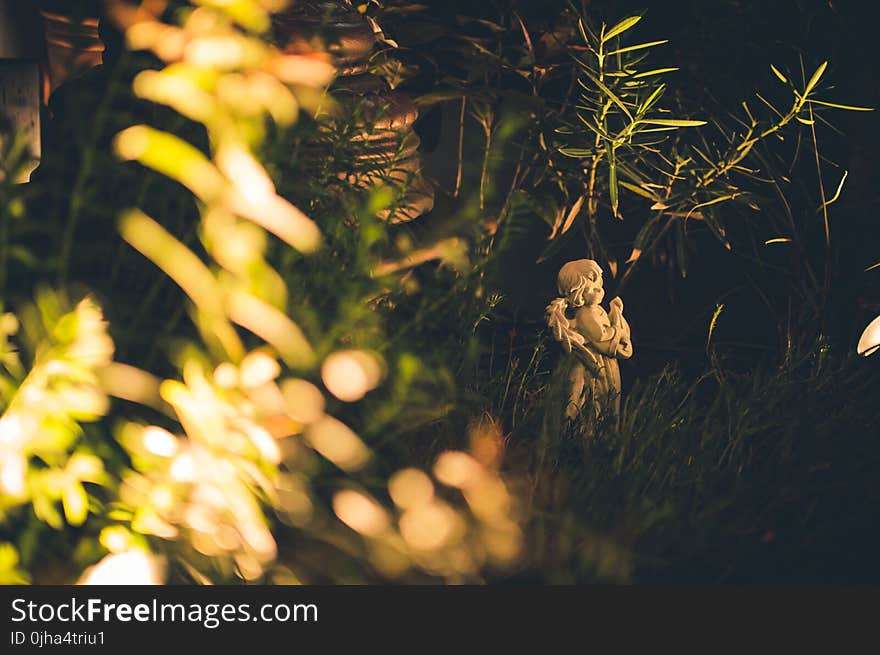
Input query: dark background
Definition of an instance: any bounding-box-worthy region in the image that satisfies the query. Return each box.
[406,0,880,377]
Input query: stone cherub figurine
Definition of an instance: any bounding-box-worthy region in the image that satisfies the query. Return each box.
[546,259,633,426]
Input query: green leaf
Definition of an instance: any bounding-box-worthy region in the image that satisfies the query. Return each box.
[634,126,681,133]
[690,193,740,213]
[580,70,634,121]
[33,493,64,530]
[558,147,595,158]
[577,18,590,45]
[632,67,679,79]
[807,99,874,112]
[803,61,827,97]
[62,483,89,526]
[637,84,666,115]
[639,118,707,127]
[603,16,642,42]
[755,92,785,119]
[606,40,668,56]
[769,64,788,84]
[707,303,724,349]
[618,180,657,200]
[700,210,732,250]
[822,169,848,208]
[607,142,619,218]
[576,112,613,139]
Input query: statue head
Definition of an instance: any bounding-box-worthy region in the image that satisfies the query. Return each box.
[556,259,604,307]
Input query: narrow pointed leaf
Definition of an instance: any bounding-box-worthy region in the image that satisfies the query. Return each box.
[560,194,587,236]
[632,67,678,79]
[803,61,827,97]
[603,16,642,42]
[618,180,657,200]
[822,170,848,208]
[581,70,633,120]
[607,142,619,218]
[640,118,707,127]
[638,84,666,114]
[808,99,874,112]
[606,39,668,56]
[769,64,788,84]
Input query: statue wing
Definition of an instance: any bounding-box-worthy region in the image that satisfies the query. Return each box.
[546,298,585,353]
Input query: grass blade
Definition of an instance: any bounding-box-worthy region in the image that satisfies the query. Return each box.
[640,118,707,127]
[808,99,874,112]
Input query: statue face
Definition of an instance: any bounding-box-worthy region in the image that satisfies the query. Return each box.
[583,279,605,306]
[568,270,604,307]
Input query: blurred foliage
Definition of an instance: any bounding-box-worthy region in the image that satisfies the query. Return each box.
[1,0,522,584]
[0,0,877,584]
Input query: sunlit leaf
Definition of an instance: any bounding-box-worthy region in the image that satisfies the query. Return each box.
[639,118,706,127]
[638,84,666,115]
[769,64,788,84]
[558,147,594,158]
[618,180,657,200]
[607,143,619,218]
[821,170,848,208]
[62,483,88,526]
[559,194,586,237]
[577,18,590,45]
[226,291,316,370]
[606,39,668,56]
[580,70,633,121]
[707,303,724,350]
[632,68,679,79]
[803,60,828,97]
[115,126,225,202]
[807,99,874,112]
[119,210,245,361]
[602,16,642,42]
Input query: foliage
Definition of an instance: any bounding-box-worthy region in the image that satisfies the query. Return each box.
[0,0,876,585]
[0,0,522,584]
[514,351,880,582]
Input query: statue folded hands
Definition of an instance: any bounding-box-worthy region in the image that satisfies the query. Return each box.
[546,259,633,427]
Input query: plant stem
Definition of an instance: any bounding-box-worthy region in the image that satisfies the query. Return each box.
[454,96,466,198]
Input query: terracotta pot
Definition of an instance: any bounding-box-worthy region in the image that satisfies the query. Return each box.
[39,0,103,94]
[274,1,433,223]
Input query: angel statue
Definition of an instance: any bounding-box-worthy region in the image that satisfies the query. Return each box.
[546,259,633,428]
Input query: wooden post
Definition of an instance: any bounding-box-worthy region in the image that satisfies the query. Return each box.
[0,0,43,182]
